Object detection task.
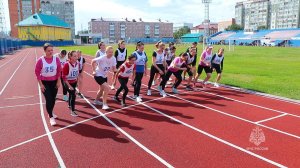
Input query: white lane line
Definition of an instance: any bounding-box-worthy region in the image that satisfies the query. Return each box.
[0,100,85,109]
[128,69,300,139]
[82,71,174,167]
[0,50,30,96]
[255,114,288,124]
[219,84,300,105]
[122,72,300,140]
[0,53,20,69]
[199,90,300,119]
[81,93,174,168]
[136,101,287,168]
[5,96,34,100]
[0,95,165,153]
[167,93,300,139]
[35,49,66,168]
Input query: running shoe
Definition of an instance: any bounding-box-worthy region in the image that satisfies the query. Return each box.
[121,100,126,107]
[102,104,110,110]
[157,85,162,92]
[172,87,179,94]
[71,111,78,117]
[113,96,121,102]
[214,83,220,88]
[186,85,194,91]
[93,100,103,105]
[63,95,68,101]
[136,96,142,103]
[50,118,56,126]
[147,90,152,96]
[160,90,167,97]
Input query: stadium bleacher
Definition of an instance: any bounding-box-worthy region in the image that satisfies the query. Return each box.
[208,28,300,47]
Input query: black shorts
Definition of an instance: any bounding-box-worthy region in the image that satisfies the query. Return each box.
[151,64,165,74]
[166,60,172,66]
[94,76,107,85]
[212,63,222,74]
[197,65,212,74]
[116,61,125,69]
[186,66,193,77]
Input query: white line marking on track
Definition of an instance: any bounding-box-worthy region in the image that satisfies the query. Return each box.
[0,54,20,69]
[0,95,165,153]
[0,50,29,96]
[123,72,300,140]
[81,92,174,168]
[167,93,300,139]
[0,49,24,69]
[5,96,34,100]
[84,70,288,167]
[199,90,300,119]
[0,100,82,109]
[135,101,287,168]
[35,49,66,168]
[255,114,288,124]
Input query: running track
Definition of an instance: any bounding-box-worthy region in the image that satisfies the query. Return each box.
[0,48,299,168]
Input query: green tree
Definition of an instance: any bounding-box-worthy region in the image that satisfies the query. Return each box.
[174,26,191,39]
[225,24,244,31]
[257,25,268,30]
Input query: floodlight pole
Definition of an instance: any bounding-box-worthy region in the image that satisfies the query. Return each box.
[202,0,212,46]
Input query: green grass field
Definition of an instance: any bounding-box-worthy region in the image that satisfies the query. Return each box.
[60,44,300,100]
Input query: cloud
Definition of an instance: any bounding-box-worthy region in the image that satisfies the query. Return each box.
[3,0,240,33]
[74,0,147,32]
[148,0,172,7]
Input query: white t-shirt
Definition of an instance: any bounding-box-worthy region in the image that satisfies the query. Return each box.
[93,55,117,77]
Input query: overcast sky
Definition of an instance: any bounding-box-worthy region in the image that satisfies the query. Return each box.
[3,0,240,33]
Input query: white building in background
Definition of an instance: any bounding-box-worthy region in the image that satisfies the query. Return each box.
[235,2,245,27]
[243,0,270,32]
[236,0,300,31]
[40,0,75,38]
[173,23,194,32]
[270,0,300,29]
[0,0,7,36]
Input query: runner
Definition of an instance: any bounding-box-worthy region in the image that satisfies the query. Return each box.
[62,51,80,116]
[111,40,127,90]
[184,47,197,91]
[113,54,136,107]
[147,42,166,96]
[92,46,117,110]
[132,41,148,102]
[95,42,106,58]
[56,49,68,101]
[211,48,225,87]
[35,43,61,126]
[183,42,198,80]
[77,50,85,98]
[194,45,213,88]
[159,52,188,96]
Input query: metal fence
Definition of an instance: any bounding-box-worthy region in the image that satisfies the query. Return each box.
[0,37,22,56]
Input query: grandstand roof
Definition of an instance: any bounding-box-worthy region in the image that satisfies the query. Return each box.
[17,13,70,28]
[181,33,203,38]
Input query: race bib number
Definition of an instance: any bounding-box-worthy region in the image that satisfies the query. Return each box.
[45,66,54,73]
